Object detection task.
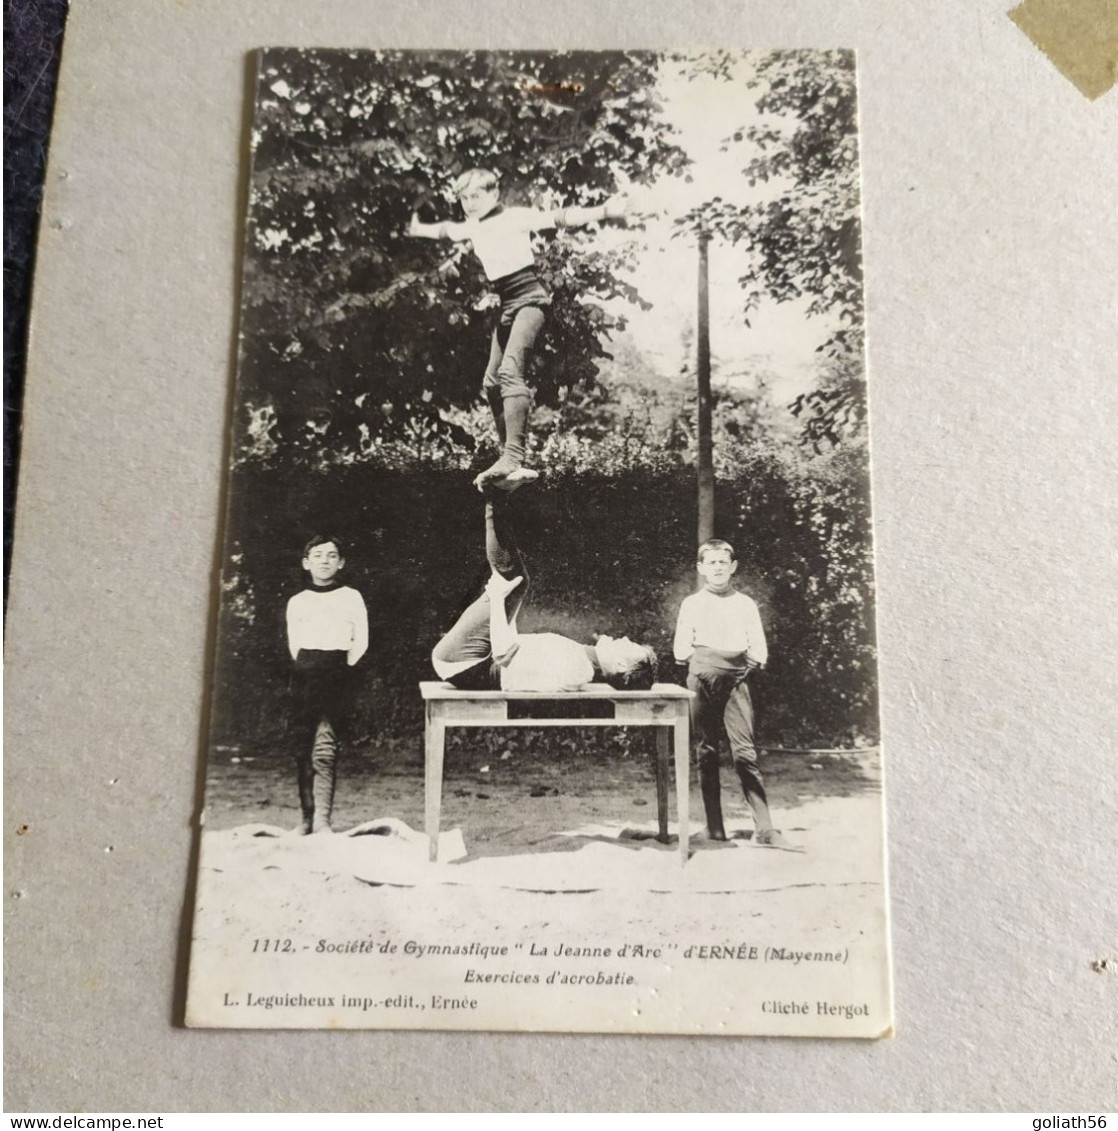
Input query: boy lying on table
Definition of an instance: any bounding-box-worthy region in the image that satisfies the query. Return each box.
[431,492,656,694]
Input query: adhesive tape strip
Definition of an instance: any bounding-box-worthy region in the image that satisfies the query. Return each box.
[1008,0,1118,101]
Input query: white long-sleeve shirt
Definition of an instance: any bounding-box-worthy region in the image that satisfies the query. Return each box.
[430,632,596,691]
[441,207,556,280]
[673,587,768,670]
[286,585,369,666]
[499,634,595,692]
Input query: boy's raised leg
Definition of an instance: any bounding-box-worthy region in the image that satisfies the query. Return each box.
[485,497,517,577]
[431,494,529,679]
[481,388,537,492]
[475,306,544,491]
[474,393,530,490]
[485,494,531,632]
[485,386,507,448]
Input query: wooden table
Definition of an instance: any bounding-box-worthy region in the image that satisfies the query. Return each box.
[420,681,693,865]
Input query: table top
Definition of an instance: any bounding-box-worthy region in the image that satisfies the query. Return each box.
[419,681,692,701]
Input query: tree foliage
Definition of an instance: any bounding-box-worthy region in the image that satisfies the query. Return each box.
[675,50,866,448]
[213,457,877,754]
[212,51,880,752]
[237,49,689,466]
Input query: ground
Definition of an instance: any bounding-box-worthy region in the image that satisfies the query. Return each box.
[190,740,889,1034]
[203,734,881,855]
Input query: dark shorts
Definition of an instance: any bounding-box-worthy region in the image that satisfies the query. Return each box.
[290,649,353,732]
[495,266,551,324]
[446,657,502,691]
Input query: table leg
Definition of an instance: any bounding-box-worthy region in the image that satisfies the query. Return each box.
[674,709,691,865]
[655,727,670,843]
[424,708,446,863]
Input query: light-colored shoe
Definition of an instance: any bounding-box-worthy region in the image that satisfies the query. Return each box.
[488,467,539,493]
[473,453,523,492]
[754,828,798,851]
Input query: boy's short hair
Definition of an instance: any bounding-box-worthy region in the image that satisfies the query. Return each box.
[452,168,499,198]
[697,538,736,563]
[604,645,659,692]
[302,533,345,558]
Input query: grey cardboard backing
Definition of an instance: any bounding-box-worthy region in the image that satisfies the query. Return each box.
[5,0,1116,1113]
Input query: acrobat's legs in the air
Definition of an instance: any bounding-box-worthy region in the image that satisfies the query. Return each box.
[474,306,544,492]
[431,492,530,686]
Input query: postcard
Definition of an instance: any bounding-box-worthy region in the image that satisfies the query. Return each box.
[185,47,891,1035]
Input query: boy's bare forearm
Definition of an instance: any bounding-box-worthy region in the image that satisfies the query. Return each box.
[488,597,518,660]
[555,195,627,229]
[408,215,446,240]
[484,575,522,661]
[348,614,369,666]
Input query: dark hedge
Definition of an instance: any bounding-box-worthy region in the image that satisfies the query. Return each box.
[209,460,878,759]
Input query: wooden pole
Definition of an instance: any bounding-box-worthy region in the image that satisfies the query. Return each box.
[696,227,714,546]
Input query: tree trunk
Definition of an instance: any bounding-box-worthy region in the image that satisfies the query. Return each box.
[696,228,714,546]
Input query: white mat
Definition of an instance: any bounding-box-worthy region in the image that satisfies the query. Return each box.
[198,797,883,895]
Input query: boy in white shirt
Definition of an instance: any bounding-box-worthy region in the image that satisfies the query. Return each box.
[674,539,790,848]
[285,535,369,834]
[432,493,656,694]
[409,168,627,492]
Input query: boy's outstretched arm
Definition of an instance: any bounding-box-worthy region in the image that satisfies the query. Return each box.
[408,213,444,239]
[409,213,472,241]
[550,194,629,230]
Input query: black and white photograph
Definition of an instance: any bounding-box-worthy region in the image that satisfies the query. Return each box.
[184,47,891,1035]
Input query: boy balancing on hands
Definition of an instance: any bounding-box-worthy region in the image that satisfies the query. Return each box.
[409,168,628,492]
[431,493,656,693]
[285,535,369,834]
[674,539,792,849]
